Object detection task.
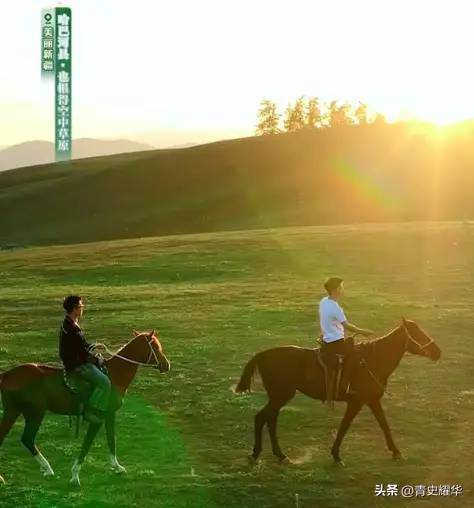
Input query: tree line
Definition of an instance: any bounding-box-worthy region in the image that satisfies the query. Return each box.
[256,97,386,135]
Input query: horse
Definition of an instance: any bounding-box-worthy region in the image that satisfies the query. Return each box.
[0,329,170,486]
[234,318,441,466]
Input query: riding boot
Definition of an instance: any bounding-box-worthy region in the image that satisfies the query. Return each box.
[325,366,336,409]
[340,350,358,399]
[338,371,351,400]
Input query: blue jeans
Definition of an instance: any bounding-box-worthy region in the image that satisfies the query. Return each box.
[75,362,111,412]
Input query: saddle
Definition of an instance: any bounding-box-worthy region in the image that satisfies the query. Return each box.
[316,336,373,366]
[307,337,371,401]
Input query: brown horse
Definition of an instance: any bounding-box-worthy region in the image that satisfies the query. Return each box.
[235,318,441,466]
[0,330,170,486]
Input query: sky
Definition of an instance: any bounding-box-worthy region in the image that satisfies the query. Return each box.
[1,0,474,147]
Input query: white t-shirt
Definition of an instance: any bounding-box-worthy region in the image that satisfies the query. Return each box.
[319,296,347,342]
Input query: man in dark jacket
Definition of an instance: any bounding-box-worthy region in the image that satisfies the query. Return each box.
[59,295,111,424]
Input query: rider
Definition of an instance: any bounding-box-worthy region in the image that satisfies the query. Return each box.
[319,277,374,409]
[59,295,111,424]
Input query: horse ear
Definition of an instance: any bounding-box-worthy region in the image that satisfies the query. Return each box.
[150,329,155,337]
[401,317,408,325]
[132,329,139,337]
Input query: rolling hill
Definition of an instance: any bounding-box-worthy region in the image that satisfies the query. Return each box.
[1,122,474,247]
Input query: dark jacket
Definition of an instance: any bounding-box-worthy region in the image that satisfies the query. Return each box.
[59,316,92,371]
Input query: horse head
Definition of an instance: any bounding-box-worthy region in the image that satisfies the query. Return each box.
[132,329,171,372]
[401,318,441,361]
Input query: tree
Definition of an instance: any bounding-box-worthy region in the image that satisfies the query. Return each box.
[320,101,331,127]
[327,100,354,127]
[284,96,306,132]
[339,102,355,125]
[283,103,294,132]
[306,97,322,128]
[255,99,280,135]
[293,96,306,130]
[354,101,368,124]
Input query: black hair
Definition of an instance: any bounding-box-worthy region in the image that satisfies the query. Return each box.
[63,295,82,313]
[324,277,343,295]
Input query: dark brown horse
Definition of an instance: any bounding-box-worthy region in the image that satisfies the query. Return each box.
[235,318,441,466]
[0,330,170,486]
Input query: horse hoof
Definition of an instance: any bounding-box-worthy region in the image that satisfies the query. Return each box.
[111,464,127,474]
[247,454,259,468]
[43,470,55,477]
[278,456,292,465]
[333,458,345,467]
[392,452,404,461]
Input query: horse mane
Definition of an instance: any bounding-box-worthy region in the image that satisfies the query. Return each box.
[364,326,401,345]
[112,331,149,355]
[354,326,402,356]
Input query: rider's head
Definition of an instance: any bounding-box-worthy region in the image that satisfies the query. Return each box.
[324,277,344,299]
[63,295,83,319]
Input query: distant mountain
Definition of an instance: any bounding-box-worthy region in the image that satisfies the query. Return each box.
[0,138,156,172]
[123,126,250,149]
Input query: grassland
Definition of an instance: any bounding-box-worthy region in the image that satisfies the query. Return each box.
[0,222,473,507]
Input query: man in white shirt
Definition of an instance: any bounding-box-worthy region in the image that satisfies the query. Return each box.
[319,277,374,408]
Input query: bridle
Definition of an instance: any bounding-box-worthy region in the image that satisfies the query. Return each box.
[357,324,435,396]
[91,334,162,368]
[402,323,435,356]
[142,335,162,367]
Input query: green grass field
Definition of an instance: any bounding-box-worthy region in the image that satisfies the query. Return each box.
[0,222,473,507]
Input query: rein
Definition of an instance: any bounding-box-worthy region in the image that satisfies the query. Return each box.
[357,324,434,396]
[90,335,161,368]
[359,356,390,396]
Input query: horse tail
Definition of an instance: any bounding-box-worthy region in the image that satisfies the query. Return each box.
[234,354,259,394]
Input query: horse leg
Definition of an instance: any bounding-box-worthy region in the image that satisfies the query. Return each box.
[330,398,363,465]
[0,408,20,483]
[368,399,402,460]
[267,394,295,463]
[70,421,102,486]
[250,403,272,463]
[105,412,126,473]
[21,412,54,477]
[0,409,20,446]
